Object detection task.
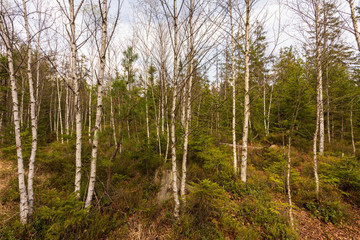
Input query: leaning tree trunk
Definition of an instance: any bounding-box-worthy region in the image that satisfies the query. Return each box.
[241,0,251,183]
[0,14,29,224]
[349,0,360,51]
[85,0,107,209]
[23,0,39,218]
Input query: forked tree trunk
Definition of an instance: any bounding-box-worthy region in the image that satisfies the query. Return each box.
[85,0,107,209]
[241,0,251,183]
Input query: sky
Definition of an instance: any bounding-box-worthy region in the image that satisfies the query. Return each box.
[11,0,359,83]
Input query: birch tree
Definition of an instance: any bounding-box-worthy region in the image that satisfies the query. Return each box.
[0,3,29,224]
[180,0,194,202]
[170,0,181,218]
[241,0,251,183]
[229,0,237,174]
[69,0,85,198]
[348,0,360,51]
[22,0,39,218]
[85,0,109,208]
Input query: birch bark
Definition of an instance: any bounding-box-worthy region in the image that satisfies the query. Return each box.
[241,0,251,183]
[171,0,180,218]
[316,0,324,155]
[229,0,237,174]
[180,0,194,202]
[22,0,38,218]
[85,0,107,208]
[0,11,29,224]
[69,0,84,197]
[349,0,360,51]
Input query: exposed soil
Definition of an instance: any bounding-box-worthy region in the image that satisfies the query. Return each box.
[294,206,360,239]
[0,151,17,225]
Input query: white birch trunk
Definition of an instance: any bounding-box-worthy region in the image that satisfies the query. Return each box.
[23,0,38,218]
[349,0,360,51]
[230,0,237,174]
[170,0,180,217]
[20,75,25,127]
[88,87,92,143]
[56,77,64,143]
[69,0,83,197]
[180,0,193,202]
[0,14,29,224]
[267,84,273,134]
[313,96,320,198]
[85,0,107,208]
[316,0,324,155]
[241,0,251,183]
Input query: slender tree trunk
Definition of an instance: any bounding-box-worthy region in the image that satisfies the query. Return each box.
[50,88,53,132]
[181,83,186,128]
[169,0,180,218]
[69,0,83,197]
[85,0,107,208]
[350,99,356,155]
[150,81,162,157]
[267,84,273,134]
[316,0,324,155]
[313,99,320,198]
[349,0,360,51]
[23,0,38,218]
[287,136,294,229]
[323,1,330,144]
[0,14,29,224]
[20,75,25,128]
[241,0,251,183]
[341,114,344,141]
[110,96,117,146]
[88,87,92,142]
[165,115,170,161]
[229,0,237,174]
[56,77,64,143]
[263,79,267,135]
[180,0,193,203]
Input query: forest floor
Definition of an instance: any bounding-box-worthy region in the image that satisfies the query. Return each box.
[0,151,17,225]
[294,206,360,239]
[1,148,360,239]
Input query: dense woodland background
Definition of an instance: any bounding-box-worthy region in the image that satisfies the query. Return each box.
[1,0,360,239]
